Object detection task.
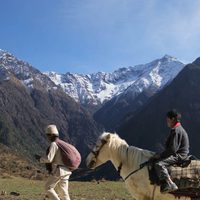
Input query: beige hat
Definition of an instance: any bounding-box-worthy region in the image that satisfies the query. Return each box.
[45,125,59,136]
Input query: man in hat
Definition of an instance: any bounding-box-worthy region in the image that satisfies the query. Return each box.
[35,125,71,200]
[152,110,190,193]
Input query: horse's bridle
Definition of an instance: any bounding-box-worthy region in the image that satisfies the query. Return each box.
[91,139,107,160]
[91,139,148,181]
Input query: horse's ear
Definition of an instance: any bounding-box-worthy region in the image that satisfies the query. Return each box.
[105,133,111,141]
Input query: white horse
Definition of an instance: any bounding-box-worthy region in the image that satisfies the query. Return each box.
[86,132,190,200]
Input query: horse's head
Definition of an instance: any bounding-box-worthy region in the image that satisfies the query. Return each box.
[86,132,111,169]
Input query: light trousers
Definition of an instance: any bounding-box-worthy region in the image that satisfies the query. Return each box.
[45,167,72,200]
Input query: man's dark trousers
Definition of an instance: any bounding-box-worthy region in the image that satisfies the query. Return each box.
[154,155,179,181]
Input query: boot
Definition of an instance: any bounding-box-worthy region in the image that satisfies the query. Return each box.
[160,177,178,193]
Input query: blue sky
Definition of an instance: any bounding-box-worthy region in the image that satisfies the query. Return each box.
[0,0,200,74]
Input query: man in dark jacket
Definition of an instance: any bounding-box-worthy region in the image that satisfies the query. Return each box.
[153,109,190,193]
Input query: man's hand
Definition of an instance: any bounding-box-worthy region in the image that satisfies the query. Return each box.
[34,154,41,161]
[149,153,160,162]
[153,154,160,159]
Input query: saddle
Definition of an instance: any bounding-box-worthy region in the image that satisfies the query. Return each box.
[148,156,200,199]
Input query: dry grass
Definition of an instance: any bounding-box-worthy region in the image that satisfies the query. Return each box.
[0,177,133,200]
[0,144,45,180]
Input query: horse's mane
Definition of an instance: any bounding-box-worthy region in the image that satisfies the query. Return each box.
[101,132,155,168]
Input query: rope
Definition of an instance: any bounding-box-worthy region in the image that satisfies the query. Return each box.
[151,185,156,200]
[122,160,151,181]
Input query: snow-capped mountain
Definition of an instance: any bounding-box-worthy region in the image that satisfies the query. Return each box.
[45,55,185,106]
[0,49,185,108]
[0,49,58,90]
[93,56,185,130]
[0,49,101,158]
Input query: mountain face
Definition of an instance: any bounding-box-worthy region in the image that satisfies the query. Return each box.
[94,56,185,130]
[118,57,200,156]
[0,49,101,159]
[45,55,185,110]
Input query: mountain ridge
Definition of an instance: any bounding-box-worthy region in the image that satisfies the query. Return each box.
[45,55,185,108]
